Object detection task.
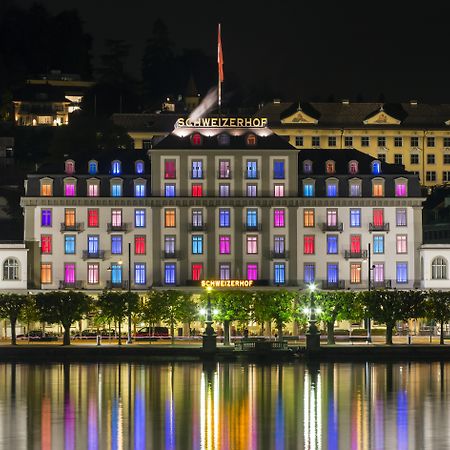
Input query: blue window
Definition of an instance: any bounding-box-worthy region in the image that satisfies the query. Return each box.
[165,264,176,285]
[111,184,122,197]
[246,161,257,179]
[273,161,285,179]
[135,209,146,227]
[219,209,230,227]
[373,235,384,254]
[41,209,52,227]
[396,262,408,283]
[372,161,381,174]
[112,160,121,175]
[350,209,361,227]
[274,263,285,284]
[135,161,144,174]
[134,263,146,285]
[192,235,203,254]
[303,183,314,197]
[327,183,337,197]
[64,235,75,254]
[327,235,338,254]
[247,209,258,227]
[327,263,338,284]
[111,235,122,254]
[88,161,98,175]
[165,184,175,197]
[88,236,99,255]
[135,183,145,197]
[111,264,122,284]
[192,160,203,179]
[304,264,315,283]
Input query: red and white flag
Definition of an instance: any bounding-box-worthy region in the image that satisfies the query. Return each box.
[218,23,224,83]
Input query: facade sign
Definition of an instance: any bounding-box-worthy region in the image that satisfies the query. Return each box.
[176,117,268,128]
[201,279,254,288]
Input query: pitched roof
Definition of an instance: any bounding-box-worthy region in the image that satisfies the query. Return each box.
[111,113,182,133]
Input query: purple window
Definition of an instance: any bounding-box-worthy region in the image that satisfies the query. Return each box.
[274,209,285,227]
[41,209,52,227]
[247,264,258,280]
[65,183,75,197]
[64,263,75,283]
[219,236,231,254]
[395,183,407,197]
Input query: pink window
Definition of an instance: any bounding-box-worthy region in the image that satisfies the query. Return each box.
[65,183,75,196]
[41,235,52,254]
[88,184,99,197]
[192,263,203,281]
[64,263,75,283]
[247,264,258,280]
[304,236,315,254]
[274,209,285,227]
[350,235,361,253]
[395,183,407,197]
[219,235,231,254]
[349,161,358,174]
[164,160,176,179]
[135,236,146,254]
[373,209,384,226]
[192,184,203,197]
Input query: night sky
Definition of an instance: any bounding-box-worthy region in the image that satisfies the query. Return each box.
[12,0,450,102]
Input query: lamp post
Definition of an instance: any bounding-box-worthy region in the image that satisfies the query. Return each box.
[126,242,132,344]
[306,283,320,352]
[366,242,374,344]
[202,286,217,353]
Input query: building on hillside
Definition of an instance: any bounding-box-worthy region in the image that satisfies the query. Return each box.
[20,118,424,291]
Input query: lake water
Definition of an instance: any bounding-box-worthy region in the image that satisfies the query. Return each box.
[0,361,448,450]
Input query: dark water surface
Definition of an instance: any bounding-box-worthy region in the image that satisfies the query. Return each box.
[0,361,448,450]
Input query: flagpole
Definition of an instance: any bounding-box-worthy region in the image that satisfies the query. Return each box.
[218,23,223,114]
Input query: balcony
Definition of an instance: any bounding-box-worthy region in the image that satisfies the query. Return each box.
[60,222,84,232]
[190,171,204,179]
[270,250,289,259]
[244,223,262,232]
[372,279,392,289]
[321,280,346,290]
[107,223,129,233]
[59,280,84,289]
[82,250,106,260]
[344,250,368,259]
[188,223,207,232]
[369,223,390,232]
[106,280,129,289]
[162,250,181,259]
[244,171,260,180]
[321,222,344,233]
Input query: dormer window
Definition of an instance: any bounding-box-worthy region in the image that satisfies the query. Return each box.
[135,160,144,174]
[134,179,146,197]
[372,160,381,175]
[325,160,335,174]
[348,160,358,175]
[217,133,230,146]
[111,178,123,197]
[372,178,385,197]
[40,178,53,197]
[191,133,202,146]
[246,134,257,146]
[349,178,362,197]
[65,160,75,175]
[112,160,121,175]
[64,178,76,197]
[326,178,338,197]
[303,160,313,174]
[88,160,98,175]
[87,178,99,197]
[395,178,408,197]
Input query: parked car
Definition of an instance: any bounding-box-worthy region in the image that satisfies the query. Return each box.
[17,330,58,341]
[135,326,169,339]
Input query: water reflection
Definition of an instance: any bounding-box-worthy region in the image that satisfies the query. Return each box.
[0,362,449,449]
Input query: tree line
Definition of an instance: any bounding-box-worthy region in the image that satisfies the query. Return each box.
[0,289,449,346]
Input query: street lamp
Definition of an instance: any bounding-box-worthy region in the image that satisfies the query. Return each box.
[305,282,321,352]
[126,242,132,345]
[202,285,217,353]
[366,242,374,343]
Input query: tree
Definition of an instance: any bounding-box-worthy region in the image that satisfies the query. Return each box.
[0,294,29,345]
[19,295,40,342]
[177,293,199,337]
[425,291,450,345]
[360,290,425,345]
[35,291,92,345]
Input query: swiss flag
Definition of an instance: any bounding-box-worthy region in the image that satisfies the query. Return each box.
[218,23,224,82]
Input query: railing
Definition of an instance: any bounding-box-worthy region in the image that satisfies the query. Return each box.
[321,222,343,233]
[344,250,368,259]
[59,280,84,289]
[162,250,181,259]
[60,222,84,232]
[321,280,346,290]
[107,223,129,232]
[244,170,260,180]
[372,279,392,289]
[106,280,129,289]
[244,223,262,231]
[190,171,204,179]
[82,250,106,260]
[188,223,207,232]
[270,250,289,259]
[369,223,390,232]
[234,339,289,351]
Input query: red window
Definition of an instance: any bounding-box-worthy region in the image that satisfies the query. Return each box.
[304,236,315,254]
[164,160,176,179]
[191,133,202,146]
[41,235,52,254]
[135,236,146,254]
[192,184,203,197]
[192,263,203,281]
[350,235,361,253]
[88,209,99,227]
[373,209,384,226]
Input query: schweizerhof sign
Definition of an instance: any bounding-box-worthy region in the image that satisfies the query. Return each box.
[176,117,268,128]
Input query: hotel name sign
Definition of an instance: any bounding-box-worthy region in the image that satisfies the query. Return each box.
[201,279,255,288]
[176,117,268,128]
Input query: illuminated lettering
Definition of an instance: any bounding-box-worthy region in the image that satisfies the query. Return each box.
[222,118,229,126]
[237,118,244,127]
[200,279,255,288]
[176,117,268,129]
[261,118,268,127]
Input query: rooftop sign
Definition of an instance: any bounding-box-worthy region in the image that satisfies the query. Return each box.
[176,117,268,128]
[201,279,254,288]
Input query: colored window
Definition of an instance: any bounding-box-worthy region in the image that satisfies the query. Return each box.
[192,184,203,197]
[350,263,361,284]
[304,235,315,254]
[41,209,52,227]
[165,264,176,284]
[246,161,257,179]
[135,183,146,197]
[88,235,99,255]
[303,182,314,197]
[304,264,315,283]
[64,263,75,284]
[112,209,122,227]
[135,161,144,174]
[135,264,146,285]
[350,235,361,253]
[164,160,176,179]
[219,160,231,178]
[349,161,358,174]
[247,236,258,254]
[396,263,408,283]
[112,161,121,175]
[41,235,52,254]
[111,235,122,254]
[303,209,315,227]
[373,235,384,254]
[373,263,384,283]
[164,236,175,255]
[219,264,231,280]
[135,209,146,227]
[219,184,230,197]
[191,160,203,179]
[274,236,285,254]
[219,209,230,227]
[88,161,98,175]
[274,264,285,284]
[327,263,338,284]
[396,235,407,254]
[274,184,284,197]
[88,263,99,284]
[192,235,203,254]
[350,209,361,227]
[395,182,407,197]
[303,160,313,173]
[372,161,381,175]
[396,209,407,226]
[327,209,337,226]
[165,184,175,197]
[327,235,338,254]
[65,209,75,227]
[165,209,176,227]
[88,183,99,197]
[41,263,52,284]
[191,264,203,281]
[247,209,258,227]
[41,182,52,196]
[88,209,99,227]
[247,184,257,197]
[349,182,361,197]
[274,209,285,227]
[372,180,384,197]
[219,236,231,254]
[326,160,335,174]
[111,183,122,197]
[192,133,202,146]
[373,209,384,226]
[326,181,338,197]
[65,183,75,197]
[273,161,285,179]
[247,264,258,281]
[192,209,203,227]
[64,235,75,254]
[135,236,146,254]
[111,263,122,284]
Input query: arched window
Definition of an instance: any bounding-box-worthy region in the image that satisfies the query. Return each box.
[111,160,121,175]
[65,159,75,175]
[395,177,408,197]
[88,160,98,175]
[432,257,447,279]
[348,160,358,175]
[191,133,202,146]
[217,133,230,146]
[246,134,257,146]
[372,160,382,175]
[325,160,335,174]
[326,178,338,197]
[3,258,19,280]
[303,160,313,174]
[349,178,362,197]
[372,177,385,197]
[135,160,144,174]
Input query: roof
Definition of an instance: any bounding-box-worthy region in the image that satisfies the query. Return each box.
[13,84,69,103]
[111,113,183,133]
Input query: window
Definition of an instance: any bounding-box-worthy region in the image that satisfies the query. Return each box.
[165,184,176,197]
[135,264,146,285]
[394,137,403,147]
[444,171,450,182]
[191,160,203,179]
[444,138,450,148]
[396,209,407,226]
[295,136,304,147]
[303,209,315,227]
[88,160,98,175]
[135,236,146,254]
[377,137,386,147]
[111,263,122,284]
[219,160,231,179]
[410,137,419,147]
[111,235,122,255]
[274,209,285,227]
[64,182,76,197]
[327,263,338,284]
[444,154,450,164]
[326,179,338,197]
[327,235,338,254]
[65,209,75,227]
[219,263,231,280]
[64,235,75,254]
[135,209,146,227]
[219,184,230,197]
[396,235,407,254]
[328,136,337,147]
[350,235,361,253]
[246,184,257,197]
[134,182,146,197]
[372,179,384,197]
[395,180,407,197]
[349,180,361,197]
[303,160,313,173]
[427,137,435,147]
[191,133,202,146]
[87,209,98,227]
[191,263,203,281]
[246,209,258,228]
[192,235,203,254]
[304,235,315,254]
[39,235,51,254]
[344,136,353,147]
[165,209,176,227]
[373,263,384,283]
[88,263,99,284]
[361,136,370,147]
[303,181,314,197]
[274,236,285,254]
[41,209,52,227]
[246,160,258,179]
[41,181,52,196]
[135,161,144,174]
[312,136,320,147]
[246,134,257,146]
[274,184,284,197]
[373,209,384,226]
[112,160,121,175]
[274,264,285,284]
[111,209,122,227]
[427,154,435,164]
[426,171,436,182]
[273,160,285,179]
[164,236,175,255]
[304,264,315,283]
[372,161,381,174]
[432,257,447,279]
[373,235,384,254]
[217,133,230,146]
[64,263,75,284]
[410,154,419,165]
[325,160,335,174]
[88,235,99,256]
[247,236,258,254]
[87,182,99,197]
[247,264,258,280]
[394,154,403,165]
[350,263,361,284]
[396,262,408,283]
[219,236,231,254]
[348,161,358,175]
[192,209,203,227]
[111,182,122,197]
[377,154,386,162]
[350,209,361,227]
[41,263,52,284]
[327,209,338,226]
[164,160,176,179]
[192,184,203,197]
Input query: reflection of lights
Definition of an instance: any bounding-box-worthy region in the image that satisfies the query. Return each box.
[88,398,98,450]
[200,367,220,450]
[304,369,322,450]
